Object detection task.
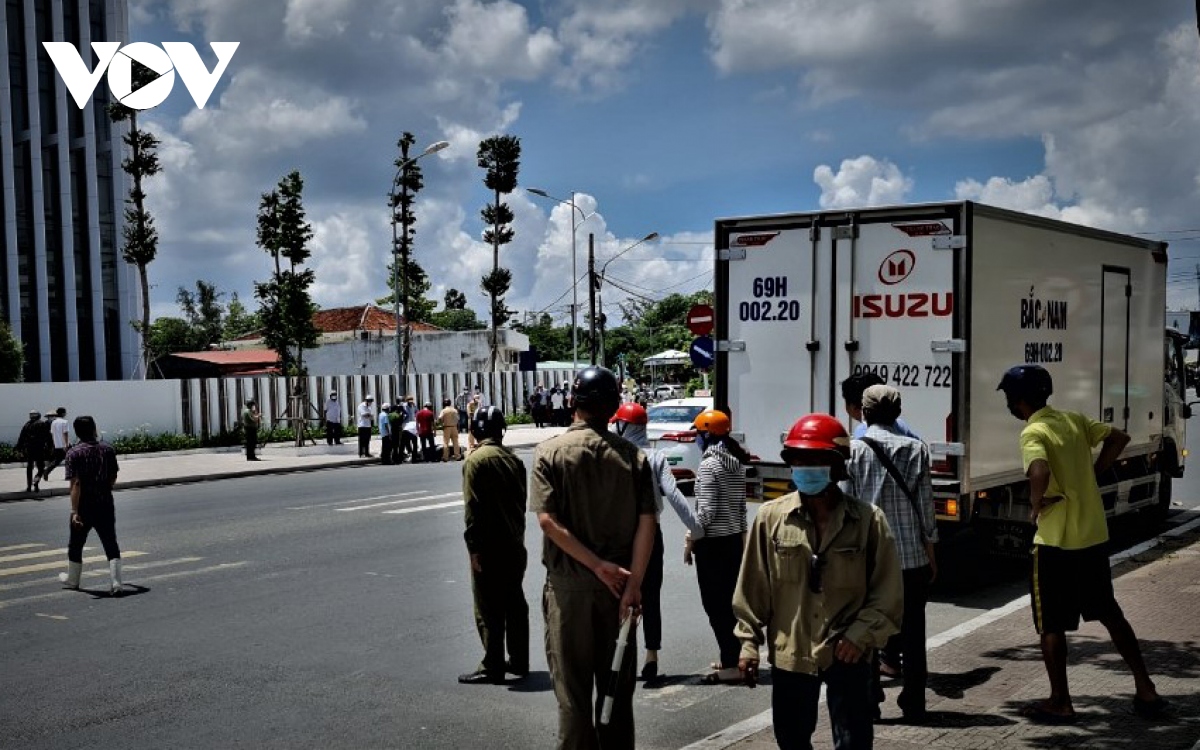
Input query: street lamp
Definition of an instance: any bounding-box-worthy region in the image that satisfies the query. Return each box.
[595,232,659,365]
[527,187,597,379]
[390,139,449,388]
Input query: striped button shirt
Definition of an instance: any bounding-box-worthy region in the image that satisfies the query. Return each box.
[695,442,747,538]
[840,424,938,570]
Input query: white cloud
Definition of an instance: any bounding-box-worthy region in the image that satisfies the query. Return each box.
[813,156,912,209]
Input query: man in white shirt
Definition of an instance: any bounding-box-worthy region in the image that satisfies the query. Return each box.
[357,395,375,458]
[42,407,71,481]
[324,391,344,445]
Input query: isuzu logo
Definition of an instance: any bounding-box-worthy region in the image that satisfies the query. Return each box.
[878,250,916,286]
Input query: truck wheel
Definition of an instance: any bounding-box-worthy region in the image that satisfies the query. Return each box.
[1148,471,1171,523]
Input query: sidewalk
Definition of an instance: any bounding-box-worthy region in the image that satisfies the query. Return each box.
[0,424,568,503]
[721,516,1200,750]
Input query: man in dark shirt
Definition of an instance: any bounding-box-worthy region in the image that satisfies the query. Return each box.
[15,409,48,493]
[459,406,529,684]
[58,416,123,596]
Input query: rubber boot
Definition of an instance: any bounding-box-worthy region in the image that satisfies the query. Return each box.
[58,561,82,589]
[109,558,123,596]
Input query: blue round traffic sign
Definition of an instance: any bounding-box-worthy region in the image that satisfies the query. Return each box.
[690,336,715,370]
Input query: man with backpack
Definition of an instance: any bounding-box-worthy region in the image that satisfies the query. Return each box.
[841,384,937,722]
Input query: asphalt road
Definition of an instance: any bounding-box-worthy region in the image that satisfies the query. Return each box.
[1,440,1196,750]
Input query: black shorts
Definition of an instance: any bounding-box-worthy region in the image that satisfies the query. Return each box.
[1030,544,1122,634]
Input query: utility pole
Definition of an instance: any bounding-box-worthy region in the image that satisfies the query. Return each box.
[587,233,597,365]
[1195,264,1199,311]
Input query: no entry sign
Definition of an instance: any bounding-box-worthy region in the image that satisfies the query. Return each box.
[686,304,715,336]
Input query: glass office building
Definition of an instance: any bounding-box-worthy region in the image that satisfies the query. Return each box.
[1,0,137,381]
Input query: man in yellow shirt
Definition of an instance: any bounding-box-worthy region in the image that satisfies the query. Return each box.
[998,364,1167,723]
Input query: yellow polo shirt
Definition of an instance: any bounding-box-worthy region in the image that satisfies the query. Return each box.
[1019,406,1112,550]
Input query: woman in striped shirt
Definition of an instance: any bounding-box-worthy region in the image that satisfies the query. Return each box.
[691,409,749,684]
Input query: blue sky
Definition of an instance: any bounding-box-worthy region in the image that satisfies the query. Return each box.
[126,0,1200,325]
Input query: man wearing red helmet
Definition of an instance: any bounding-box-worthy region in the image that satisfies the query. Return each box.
[733,413,902,750]
[611,402,705,684]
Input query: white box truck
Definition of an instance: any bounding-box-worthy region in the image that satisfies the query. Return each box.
[713,202,1191,553]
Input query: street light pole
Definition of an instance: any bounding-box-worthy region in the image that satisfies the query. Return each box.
[596,231,659,365]
[390,139,449,388]
[527,187,598,380]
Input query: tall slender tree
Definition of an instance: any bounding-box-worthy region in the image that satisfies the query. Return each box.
[253,171,320,374]
[108,65,162,378]
[477,135,521,370]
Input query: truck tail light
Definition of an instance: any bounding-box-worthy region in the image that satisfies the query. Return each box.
[671,469,696,480]
[945,499,959,517]
[932,412,958,476]
[661,431,697,443]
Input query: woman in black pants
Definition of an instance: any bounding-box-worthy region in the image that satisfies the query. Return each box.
[690,409,748,684]
[610,402,706,683]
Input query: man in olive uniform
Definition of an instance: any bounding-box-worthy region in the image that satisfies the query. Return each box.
[458,406,530,685]
[242,399,261,461]
[531,366,658,750]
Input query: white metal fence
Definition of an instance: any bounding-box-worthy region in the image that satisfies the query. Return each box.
[1,370,575,444]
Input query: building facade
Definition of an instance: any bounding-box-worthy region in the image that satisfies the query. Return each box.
[1,0,137,382]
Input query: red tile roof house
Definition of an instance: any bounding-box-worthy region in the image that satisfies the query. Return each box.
[207,304,528,375]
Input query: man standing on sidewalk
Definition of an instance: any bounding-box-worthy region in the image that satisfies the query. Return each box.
[842,385,938,721]
[379,403,393,465]
[357,395,375,458]
[458,407,529,685]
[16,409,48,493]
[734,413,902,750]
[531,366,658,750]
[242,399,261,462]
[998,364,1168,723]
[440,399,462,461]
[41,407,71,481]
[455,387,471,435]
[324,391,343,445]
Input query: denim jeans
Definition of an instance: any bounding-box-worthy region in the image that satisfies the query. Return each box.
[772,660,874,750]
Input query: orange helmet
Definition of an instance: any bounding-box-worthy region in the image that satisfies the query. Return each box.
[782,414,850,457]
[610,402,649,425]
[692,409,732,436]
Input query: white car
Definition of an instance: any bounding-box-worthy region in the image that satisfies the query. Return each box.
[652,384,685,400]
[645,397,712,495]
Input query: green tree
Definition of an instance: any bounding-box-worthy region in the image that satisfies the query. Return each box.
[0,321,24,382]
[109,64,162,378]
[428,308,488,331]
[176,280,225,349]
[477,134,521,370]
[444,288,467,310]
[254,171,320,375]
[607,291,713,376]
[386,132,436,326]
[144,317,199,361]
[223,292,261,340]
[513,312,571,363]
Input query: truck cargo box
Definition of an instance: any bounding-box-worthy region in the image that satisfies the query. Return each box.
[714,202,1187,549]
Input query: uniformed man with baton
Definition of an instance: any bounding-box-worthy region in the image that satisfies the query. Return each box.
[531,365,658,750]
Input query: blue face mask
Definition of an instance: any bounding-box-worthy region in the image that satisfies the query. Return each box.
[791,467,832,496]
[695,433,708,451]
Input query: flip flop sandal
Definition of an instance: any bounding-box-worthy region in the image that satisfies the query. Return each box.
[1019,701,1077,725]
[1132,696,1171,719]
[700,668,743,685]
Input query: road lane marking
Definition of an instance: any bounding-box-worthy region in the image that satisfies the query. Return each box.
[35,613,68,620]
[0,557,205,593]
[0,551,147,577]
[0,547,91,563]
[286,491,426,510]
[0,544,46,553]
[0,562,249,609]
[381,501,463,515]
[336,492,461,511]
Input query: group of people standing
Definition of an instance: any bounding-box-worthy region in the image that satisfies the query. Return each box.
[528,384,573,428]
[15,406,72,493]
[456,363,1167,750]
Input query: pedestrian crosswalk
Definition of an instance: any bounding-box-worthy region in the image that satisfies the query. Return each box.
[288,491,464,517]
[0,543,249,609]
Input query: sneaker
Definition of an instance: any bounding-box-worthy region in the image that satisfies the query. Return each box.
[458,670,505,685]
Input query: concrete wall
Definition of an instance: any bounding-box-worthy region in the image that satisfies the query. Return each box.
[0,368,573,447]
[266,330,530,376]
[1,380,182,445]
